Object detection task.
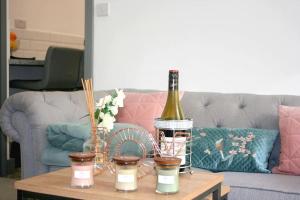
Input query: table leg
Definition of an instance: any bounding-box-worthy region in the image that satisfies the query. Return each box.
[193,183,222,200]
[212,183,221,200]
[221,194,228,200]
[0,132,7,176]
[17,190,23,200]
[0,131,15,177]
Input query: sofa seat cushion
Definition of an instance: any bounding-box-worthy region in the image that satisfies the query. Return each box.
[221,172,300,199]
[186,169,300,200]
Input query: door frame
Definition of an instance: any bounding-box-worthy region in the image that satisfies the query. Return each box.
[0,0,8,105]
[84,0,94,79]
[0,0,94,176]
[0,0,9,176]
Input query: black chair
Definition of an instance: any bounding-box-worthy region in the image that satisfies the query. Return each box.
[10,46,84,91]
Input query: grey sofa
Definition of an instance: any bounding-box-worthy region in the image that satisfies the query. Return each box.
[1,90,300,200]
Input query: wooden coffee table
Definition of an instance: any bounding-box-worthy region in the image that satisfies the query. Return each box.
[15,168,230,200]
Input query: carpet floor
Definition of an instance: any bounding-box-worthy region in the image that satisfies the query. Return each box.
[0,177,17,200]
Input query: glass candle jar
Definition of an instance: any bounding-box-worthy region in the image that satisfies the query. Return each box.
[69,152,95,188]
[113,156,140,192]
[154,157,181,194]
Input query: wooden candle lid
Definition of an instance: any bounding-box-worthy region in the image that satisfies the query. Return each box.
[113,156,140,166]
[69,152,95,162]
[154,157,181,166]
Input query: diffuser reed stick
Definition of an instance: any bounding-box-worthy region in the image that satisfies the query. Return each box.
[81,79,97,143]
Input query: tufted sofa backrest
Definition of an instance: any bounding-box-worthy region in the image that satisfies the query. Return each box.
[2,89,300,178]
[181,92,300,130]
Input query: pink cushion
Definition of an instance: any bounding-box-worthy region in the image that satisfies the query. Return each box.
[272,105,300,175]
[116,92,183,134]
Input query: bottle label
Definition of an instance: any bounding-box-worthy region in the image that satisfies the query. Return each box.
[161,137,186,165]
[169,71,178,90]
[158,175,175,184]
[74,170,90,179]
[117,174,134,183]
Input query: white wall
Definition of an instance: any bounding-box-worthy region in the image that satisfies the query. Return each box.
[9,0,84,36]
[93,0,300,95]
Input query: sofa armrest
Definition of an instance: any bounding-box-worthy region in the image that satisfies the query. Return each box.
[0,91,88,140]
[0,91,90,177]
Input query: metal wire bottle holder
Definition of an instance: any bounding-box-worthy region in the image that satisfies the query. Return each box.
[154,118,193,174]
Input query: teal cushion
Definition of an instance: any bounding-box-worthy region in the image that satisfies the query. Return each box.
[47,122,91,152]
[42,123,153,167]
[191,128,278,173]
[41,146,71,167]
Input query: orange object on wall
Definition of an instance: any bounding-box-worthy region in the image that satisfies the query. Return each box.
[10,32,17,41]
[10,32,18,51]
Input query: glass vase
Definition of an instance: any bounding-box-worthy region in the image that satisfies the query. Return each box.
[83,127,108,170]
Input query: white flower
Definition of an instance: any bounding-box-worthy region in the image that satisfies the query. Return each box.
[99,111,105,119]
[116,89,125,98]
[113,89,125,107]
[113,96,123,107]
[98,113,115,131]
[109,105,118,115]
[96,98,105,109]
[94,89,125,132]
[103,95,112,105]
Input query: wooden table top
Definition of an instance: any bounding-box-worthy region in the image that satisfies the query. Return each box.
[15,168,229,200]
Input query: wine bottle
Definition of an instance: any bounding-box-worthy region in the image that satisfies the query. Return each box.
[160,69,187,171]
[161,69,185,120]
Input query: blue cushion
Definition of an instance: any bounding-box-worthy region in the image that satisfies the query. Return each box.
[41,146,71,167]
[267,134,281,171]
[47,122,91,152]
[192,128,278,173]
[42,123,153,167]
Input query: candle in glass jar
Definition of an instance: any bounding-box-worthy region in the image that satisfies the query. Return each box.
[113,156,140,191]
[69,152,95,188]
[154,157,181,194]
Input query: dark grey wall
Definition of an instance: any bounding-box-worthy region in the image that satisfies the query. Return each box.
[84,0,94,79]
[0,0,8,104]
[0,0,8,176]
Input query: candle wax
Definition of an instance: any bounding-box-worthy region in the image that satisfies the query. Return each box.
[156,167,179,194]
